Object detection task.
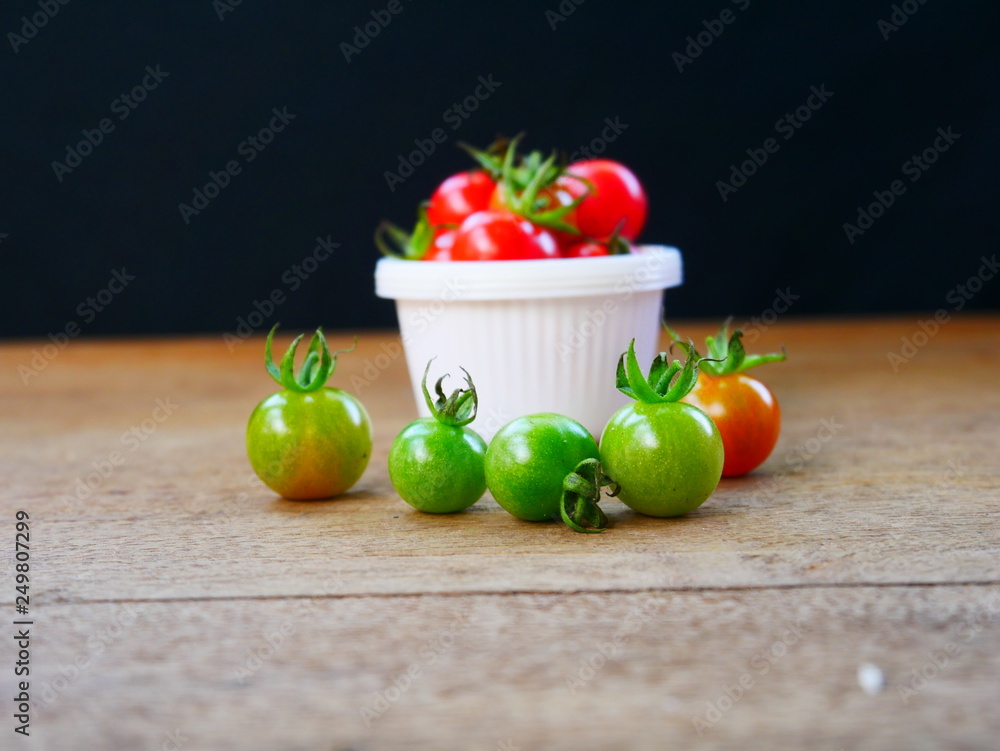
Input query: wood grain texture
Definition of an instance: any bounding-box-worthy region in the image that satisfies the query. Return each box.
[14,586,1000,751]
[1,315,998,749]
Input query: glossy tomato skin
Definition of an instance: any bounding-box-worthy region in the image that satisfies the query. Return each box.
[388,418,487,513]
[563,241,610,258]
[485,413,600,521]
[600,402,723,517]
[247,388,372,500]
[422,228,455,261]
[426,171,495,227]
[563,160,648,241]
[451,210,559,261]
[683,373,781,477]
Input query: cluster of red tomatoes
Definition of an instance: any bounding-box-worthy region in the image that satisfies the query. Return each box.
[376,137,649,261]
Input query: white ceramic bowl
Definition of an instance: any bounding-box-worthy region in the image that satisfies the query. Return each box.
[374,245,683,441]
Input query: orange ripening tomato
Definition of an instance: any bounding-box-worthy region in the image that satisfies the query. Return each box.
[683,372,781,477]
[668,318,787,477]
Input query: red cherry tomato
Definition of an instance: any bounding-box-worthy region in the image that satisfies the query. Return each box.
[563,160,648,241]
[563,232,632,258]
[682,373,781,477]
[423,229,455,261]
[451,211,559,261]
[563,241,609,258]
[427,171,496,227]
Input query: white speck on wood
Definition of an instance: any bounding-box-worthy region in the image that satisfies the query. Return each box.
[858,662,885,695]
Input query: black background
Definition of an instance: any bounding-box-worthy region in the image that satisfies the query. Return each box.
[2,0,997,339]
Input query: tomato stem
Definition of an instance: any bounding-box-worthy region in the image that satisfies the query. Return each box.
[559,458,618,533]
[665,318,787,376]
[495,135,587,235]
[616,338,709,404]
[456,134,523,179]
[605,218,631,255]
[263,325,355,392]
[375,204,455,260]
[421,359,479,427]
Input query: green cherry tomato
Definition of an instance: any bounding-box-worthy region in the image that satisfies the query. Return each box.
[388,363,487,513]
[485,413,600,522]
[599,339,724,517]
[601,401,722,517]
[247,326,372,500]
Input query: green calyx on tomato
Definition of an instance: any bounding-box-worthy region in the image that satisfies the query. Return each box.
[421,359,478,427]
[617,337,705,404]
[458,135,518,180]
[458,133,550,187]
[462,135,592,237]
[666,317,786,377]
[484,413,615,533]
[375,203,455,261]
[494,135,590,236]
[559,458,619,534]
[264,323,353,392]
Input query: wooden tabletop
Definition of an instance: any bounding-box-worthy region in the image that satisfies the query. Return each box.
[2,316,998,750]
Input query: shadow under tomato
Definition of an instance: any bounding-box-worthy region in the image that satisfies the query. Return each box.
[266,488,385,513]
